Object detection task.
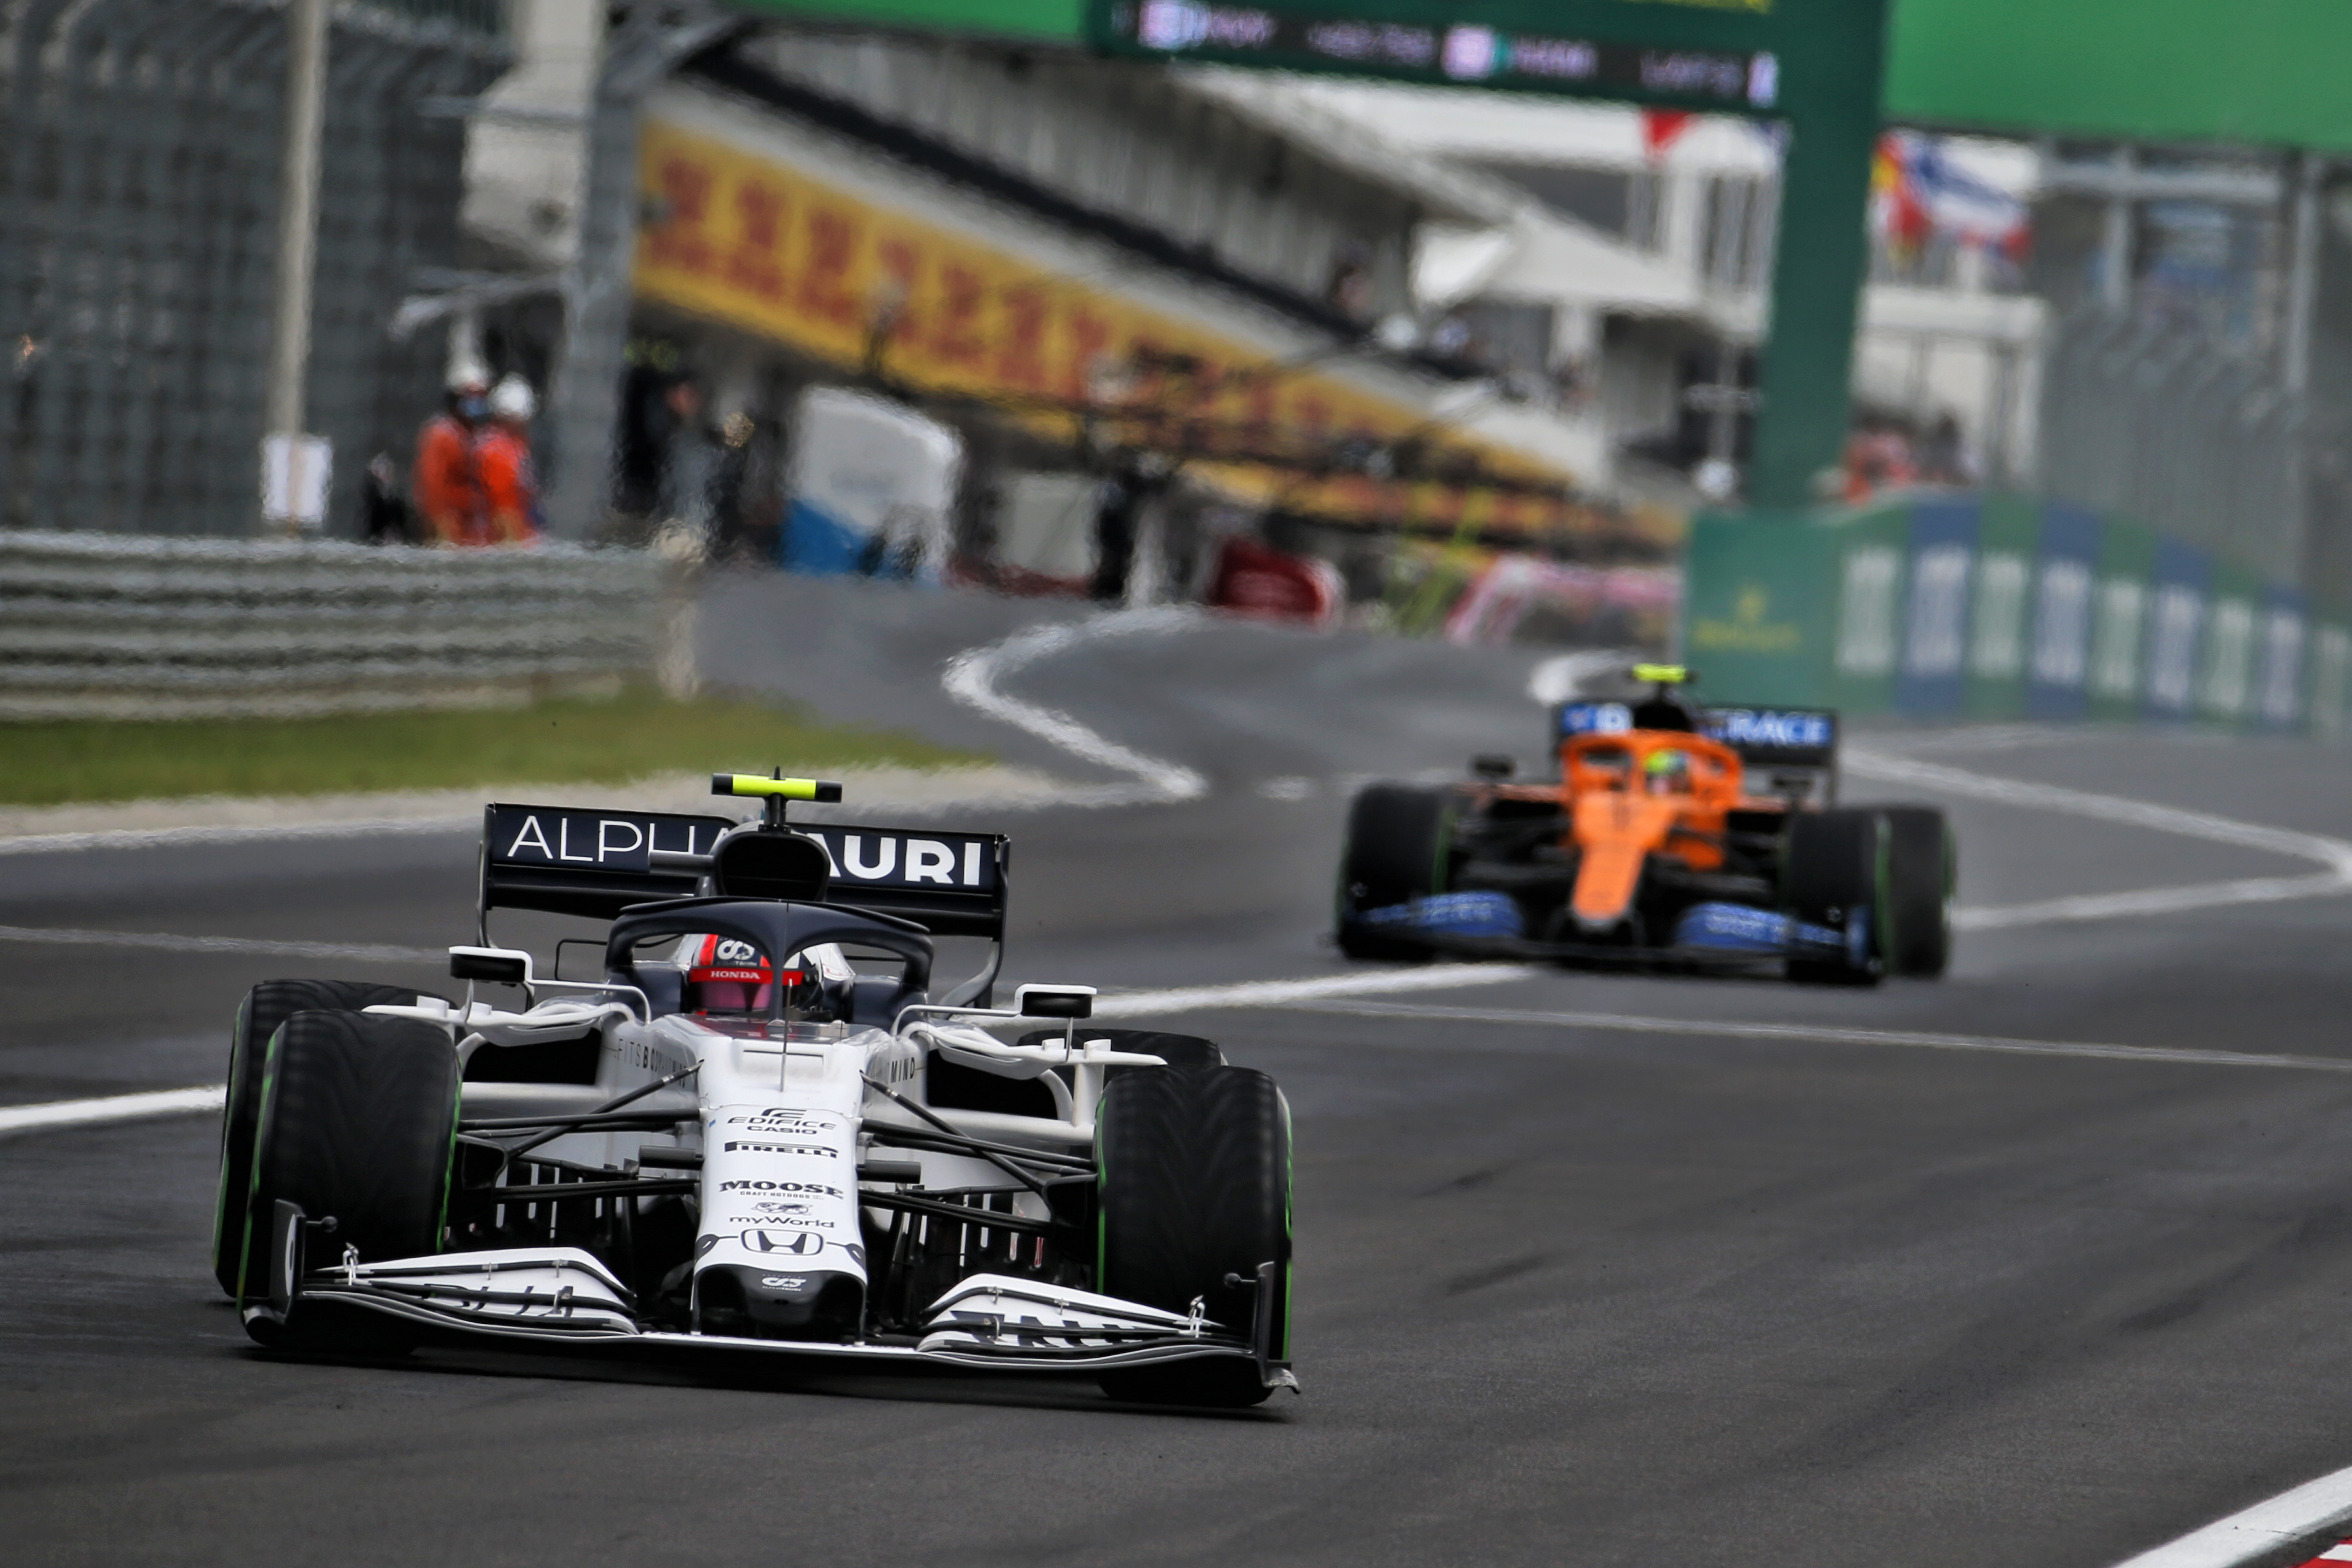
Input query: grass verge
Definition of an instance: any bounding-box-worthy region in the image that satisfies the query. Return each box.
[0,688,989,807]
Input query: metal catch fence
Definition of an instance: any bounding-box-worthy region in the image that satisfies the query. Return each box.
[2038,305,2305,583]
[0,0,505,539]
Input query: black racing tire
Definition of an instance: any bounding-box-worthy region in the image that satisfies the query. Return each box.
[1782,808,1888,986]
[213,980,447,1296]
[1877,804,1955,979]
[1335,784,1455,960]
[238,1009,460,1350]
[1095,1066,1290,1409]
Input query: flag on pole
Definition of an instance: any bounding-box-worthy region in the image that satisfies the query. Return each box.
[1872,131,2029,262]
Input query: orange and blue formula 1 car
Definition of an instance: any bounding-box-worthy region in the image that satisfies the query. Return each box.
[1333,667,1953,984]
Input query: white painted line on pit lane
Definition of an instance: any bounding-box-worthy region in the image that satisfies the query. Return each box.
[1202,997,2352,1076]
[0,814,476,857]
[0,1084,225,1138]
[2111,1462,2352,1567]
[0,924,441,963]
[1091,964,1538,1019]
[942,609,1208,808]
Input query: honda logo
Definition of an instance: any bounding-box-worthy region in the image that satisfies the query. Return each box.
[740,1229,822,1254]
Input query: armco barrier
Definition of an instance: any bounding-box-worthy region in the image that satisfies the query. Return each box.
[1682,495,2347,736]
[0,532,676,719]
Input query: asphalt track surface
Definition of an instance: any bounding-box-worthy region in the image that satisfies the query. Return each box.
[10,573,2352,1565]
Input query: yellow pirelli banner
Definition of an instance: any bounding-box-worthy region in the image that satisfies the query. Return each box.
[632,116,1583,535]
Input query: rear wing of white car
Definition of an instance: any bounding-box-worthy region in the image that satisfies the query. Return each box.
[476,802,1011,941]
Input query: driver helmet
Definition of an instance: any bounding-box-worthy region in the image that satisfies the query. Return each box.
[681,934,776,1014]
[1643,748,1690,795]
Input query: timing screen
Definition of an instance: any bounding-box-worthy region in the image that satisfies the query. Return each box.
[1111,0,1778,108]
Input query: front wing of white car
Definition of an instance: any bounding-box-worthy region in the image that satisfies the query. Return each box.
[251,1200,1294,1389]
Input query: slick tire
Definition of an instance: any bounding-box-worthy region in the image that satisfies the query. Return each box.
[1095,1066,1290,1409]
[1782,808,1888,987]
[1877,804,1955,979]
[238,1009,460,1351]
[214,980,447,1296]
[1336,784,1454,960]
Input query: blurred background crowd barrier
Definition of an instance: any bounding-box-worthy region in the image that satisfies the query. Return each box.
[1683,495,2349,737]
[0,530,669,718]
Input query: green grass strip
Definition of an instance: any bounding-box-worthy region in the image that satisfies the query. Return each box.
[0,687,988,807]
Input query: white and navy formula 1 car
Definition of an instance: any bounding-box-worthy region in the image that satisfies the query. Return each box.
[212,774,1294,1407]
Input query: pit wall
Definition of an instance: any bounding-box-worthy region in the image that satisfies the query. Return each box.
[1680,495,2348,735]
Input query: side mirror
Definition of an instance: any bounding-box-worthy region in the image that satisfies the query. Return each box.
[1015,983,1096,1020]
[449,946,532,985]
[1470,754,1516,779]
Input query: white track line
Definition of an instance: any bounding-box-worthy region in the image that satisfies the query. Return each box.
[941,608,1208,807]
[1955,872,2352,932]
[1849,748,2352,929]
[0,924,441,963]
[1525,650,1641,706]
[0,968,1533,1140]
[0,1085,225,1138]
[0,814,475,857]
[15,953,2337,1148]
[2112,1465,2352,1567]
[1847,749,2352,868]
[946,616,2352,934]
[1245,998,2352,1076]
[1092,964,1537,1019]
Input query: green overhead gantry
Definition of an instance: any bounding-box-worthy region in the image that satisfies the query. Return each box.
[734,0,1892,511]
[1887,0,2352,153]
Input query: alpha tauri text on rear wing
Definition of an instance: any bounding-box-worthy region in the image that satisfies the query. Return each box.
[788,823,1008,939]
[476,804,1010,940]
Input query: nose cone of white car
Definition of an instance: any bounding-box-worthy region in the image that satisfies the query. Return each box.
[695,1102,868,1339]
[694,1261,864,1339]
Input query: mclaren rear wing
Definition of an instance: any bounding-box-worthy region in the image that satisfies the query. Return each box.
[1545,701,1839,802]
[476,803,1010,941]
[1698,707,1839,804]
